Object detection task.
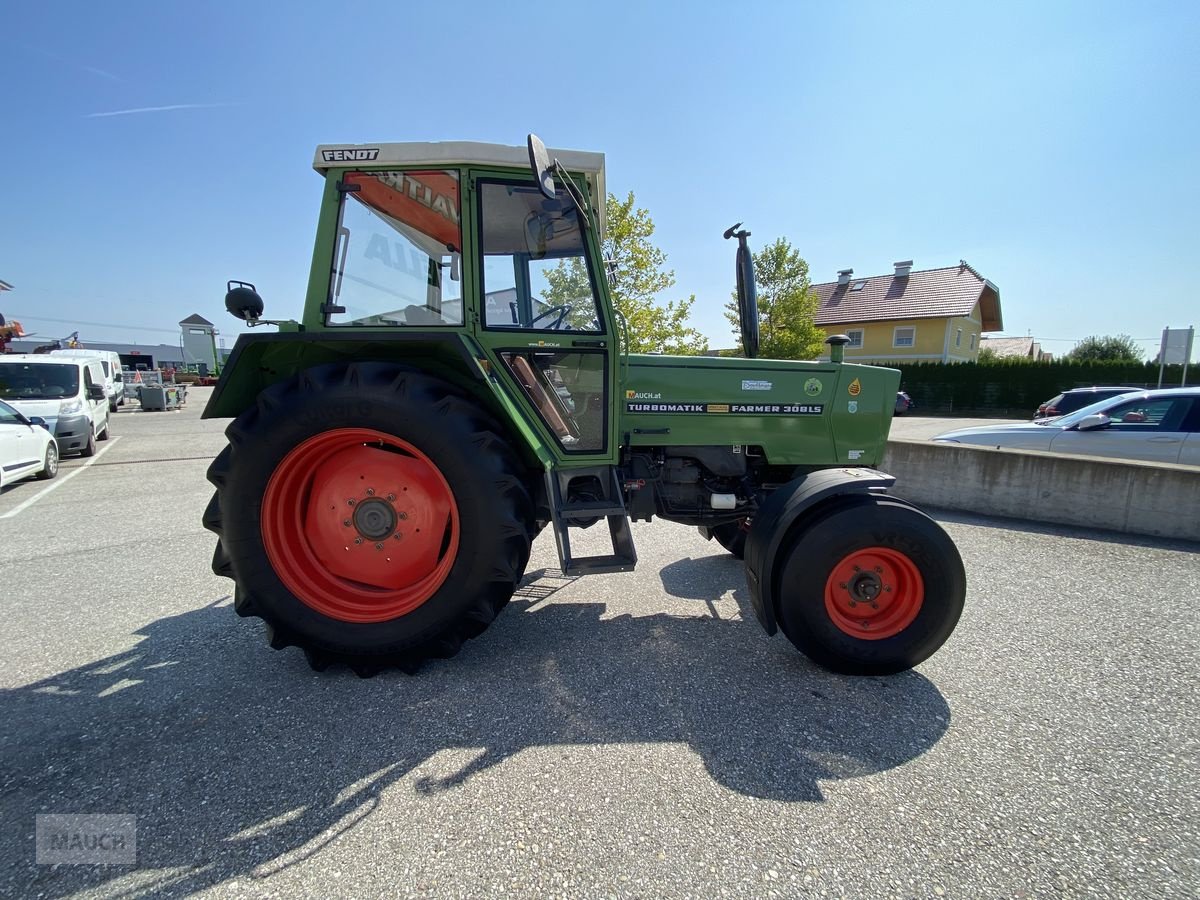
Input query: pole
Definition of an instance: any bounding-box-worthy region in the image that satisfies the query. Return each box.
[1157,326,1167,388]
[1183,326,1194,386]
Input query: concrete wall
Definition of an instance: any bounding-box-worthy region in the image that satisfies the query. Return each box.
[882,439,1200,542]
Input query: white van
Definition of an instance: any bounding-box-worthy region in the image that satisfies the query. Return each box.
[51,348,124,411]
[0,355,111,456]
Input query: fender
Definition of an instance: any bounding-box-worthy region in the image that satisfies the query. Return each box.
[743,468,896,635]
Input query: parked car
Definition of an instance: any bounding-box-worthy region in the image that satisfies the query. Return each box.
[934,388,1200,466]
[51,348,125,411]
[0,398,59,486]
[895,391,915,415]
[0,355,111,456]
[1035,386,1141,420]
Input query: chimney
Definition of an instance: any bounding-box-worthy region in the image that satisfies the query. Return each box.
[894,260,913,278]
[837,268,853,286]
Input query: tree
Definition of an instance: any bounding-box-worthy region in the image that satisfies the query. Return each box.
[1066,334,1143,362]
[976,345,998,363]
[723,237,826,360]
[542,192,708,355]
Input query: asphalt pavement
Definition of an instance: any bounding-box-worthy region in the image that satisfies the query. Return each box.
[0,390,1196,898]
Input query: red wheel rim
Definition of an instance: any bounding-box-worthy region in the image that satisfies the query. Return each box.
[261,428,459,623]
[824,546,924,640]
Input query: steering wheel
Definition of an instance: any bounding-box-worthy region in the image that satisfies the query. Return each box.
[530,304,570,330]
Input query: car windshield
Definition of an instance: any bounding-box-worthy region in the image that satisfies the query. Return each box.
[0,362,81,400]
[1050,391,1146,427]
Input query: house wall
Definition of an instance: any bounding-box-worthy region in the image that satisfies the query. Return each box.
[822,302,984,364]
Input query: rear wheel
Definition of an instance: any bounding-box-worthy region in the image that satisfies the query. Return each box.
[711,519,749,559]
[204,362,535,675]
[775,496,965,675]
[37,442,59,480]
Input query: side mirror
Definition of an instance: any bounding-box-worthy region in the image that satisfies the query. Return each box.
[88,384,106,401]
[27,416,48,429]
[225,280,265,321]
[527,134,556,200]
[725,224,759,359]
[1076,414,1110,432]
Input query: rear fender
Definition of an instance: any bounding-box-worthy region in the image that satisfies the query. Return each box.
[743,468,896,635]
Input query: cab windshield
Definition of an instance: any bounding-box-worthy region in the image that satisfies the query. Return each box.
[0,362,80,400]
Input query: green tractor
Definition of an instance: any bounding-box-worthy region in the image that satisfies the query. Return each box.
[204,135,965,677]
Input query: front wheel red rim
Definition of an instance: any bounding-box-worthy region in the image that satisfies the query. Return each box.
[824,546,924,640]
[261,428,459,623]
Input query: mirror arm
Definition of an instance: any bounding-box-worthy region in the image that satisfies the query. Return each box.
[551,160,592,230]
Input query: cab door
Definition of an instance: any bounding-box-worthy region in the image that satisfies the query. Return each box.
[468,173,618,465]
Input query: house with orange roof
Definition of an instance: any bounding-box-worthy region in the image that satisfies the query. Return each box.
[812,260,1003,363]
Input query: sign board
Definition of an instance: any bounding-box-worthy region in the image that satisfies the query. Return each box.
[1157,326,1194,387]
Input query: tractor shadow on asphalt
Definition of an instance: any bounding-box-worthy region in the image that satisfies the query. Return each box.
[0,578,951,897]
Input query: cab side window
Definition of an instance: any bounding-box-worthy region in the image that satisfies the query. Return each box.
[479,181,603,333]
[326,170,464,327]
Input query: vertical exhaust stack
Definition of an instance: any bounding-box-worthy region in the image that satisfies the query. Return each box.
[837,268,853,286]
[894,260,913,278]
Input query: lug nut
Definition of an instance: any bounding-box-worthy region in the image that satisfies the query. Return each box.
[366,488,375,496]
[398,512,408,520]
[386,493,396,501]
[347,498,356,507]
[874,566,883,574]
[393,533,403,541]
[343,519,351,527]
[354,537,363,545]
[375,543,384,550]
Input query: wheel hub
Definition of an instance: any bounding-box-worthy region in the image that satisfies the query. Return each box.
[261,428,460,622]
[824,547,925,640]
[353,497,397,540]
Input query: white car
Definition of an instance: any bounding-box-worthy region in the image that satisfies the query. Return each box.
[934,388,1200,466]
[0,398,59,487]
[0,355,111,456]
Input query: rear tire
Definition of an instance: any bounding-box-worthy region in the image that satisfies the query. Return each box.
[711,519,748,559]
[37,443,59,480]
[204,362,535,675]
[775,496,965,675]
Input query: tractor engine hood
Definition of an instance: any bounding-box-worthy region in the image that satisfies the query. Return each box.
[620,354,900,469]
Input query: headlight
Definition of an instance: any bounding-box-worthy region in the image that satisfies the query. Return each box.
[59,398,84,416]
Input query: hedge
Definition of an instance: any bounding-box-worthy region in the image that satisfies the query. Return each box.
[891,360,1193,416]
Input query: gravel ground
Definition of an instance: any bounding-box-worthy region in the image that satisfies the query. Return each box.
[0,390,1196,899]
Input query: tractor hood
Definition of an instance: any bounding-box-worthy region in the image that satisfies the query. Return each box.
[620,354,900,468]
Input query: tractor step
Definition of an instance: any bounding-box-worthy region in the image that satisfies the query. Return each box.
[546,467,637,577]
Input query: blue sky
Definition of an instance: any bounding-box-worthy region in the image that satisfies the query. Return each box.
[2,0,1197,360]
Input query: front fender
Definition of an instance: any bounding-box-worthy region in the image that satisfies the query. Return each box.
[743,468,896,635]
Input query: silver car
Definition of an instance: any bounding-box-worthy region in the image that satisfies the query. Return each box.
[934,387,1200,466]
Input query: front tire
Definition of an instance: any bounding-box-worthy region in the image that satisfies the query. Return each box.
[711,519,748,559]
[37,443,59,480]
[79,430,97,457]
[204,362,535,675]
[775,496,965,675]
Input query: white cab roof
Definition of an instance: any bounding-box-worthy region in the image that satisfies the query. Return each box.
[313,140,607,235]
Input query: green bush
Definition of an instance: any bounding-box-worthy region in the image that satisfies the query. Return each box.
[893,360,1191,416]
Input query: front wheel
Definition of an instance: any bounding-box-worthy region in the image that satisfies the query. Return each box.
[710,519,749,559]
[775,496,965,675]
[37,442,59,480]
